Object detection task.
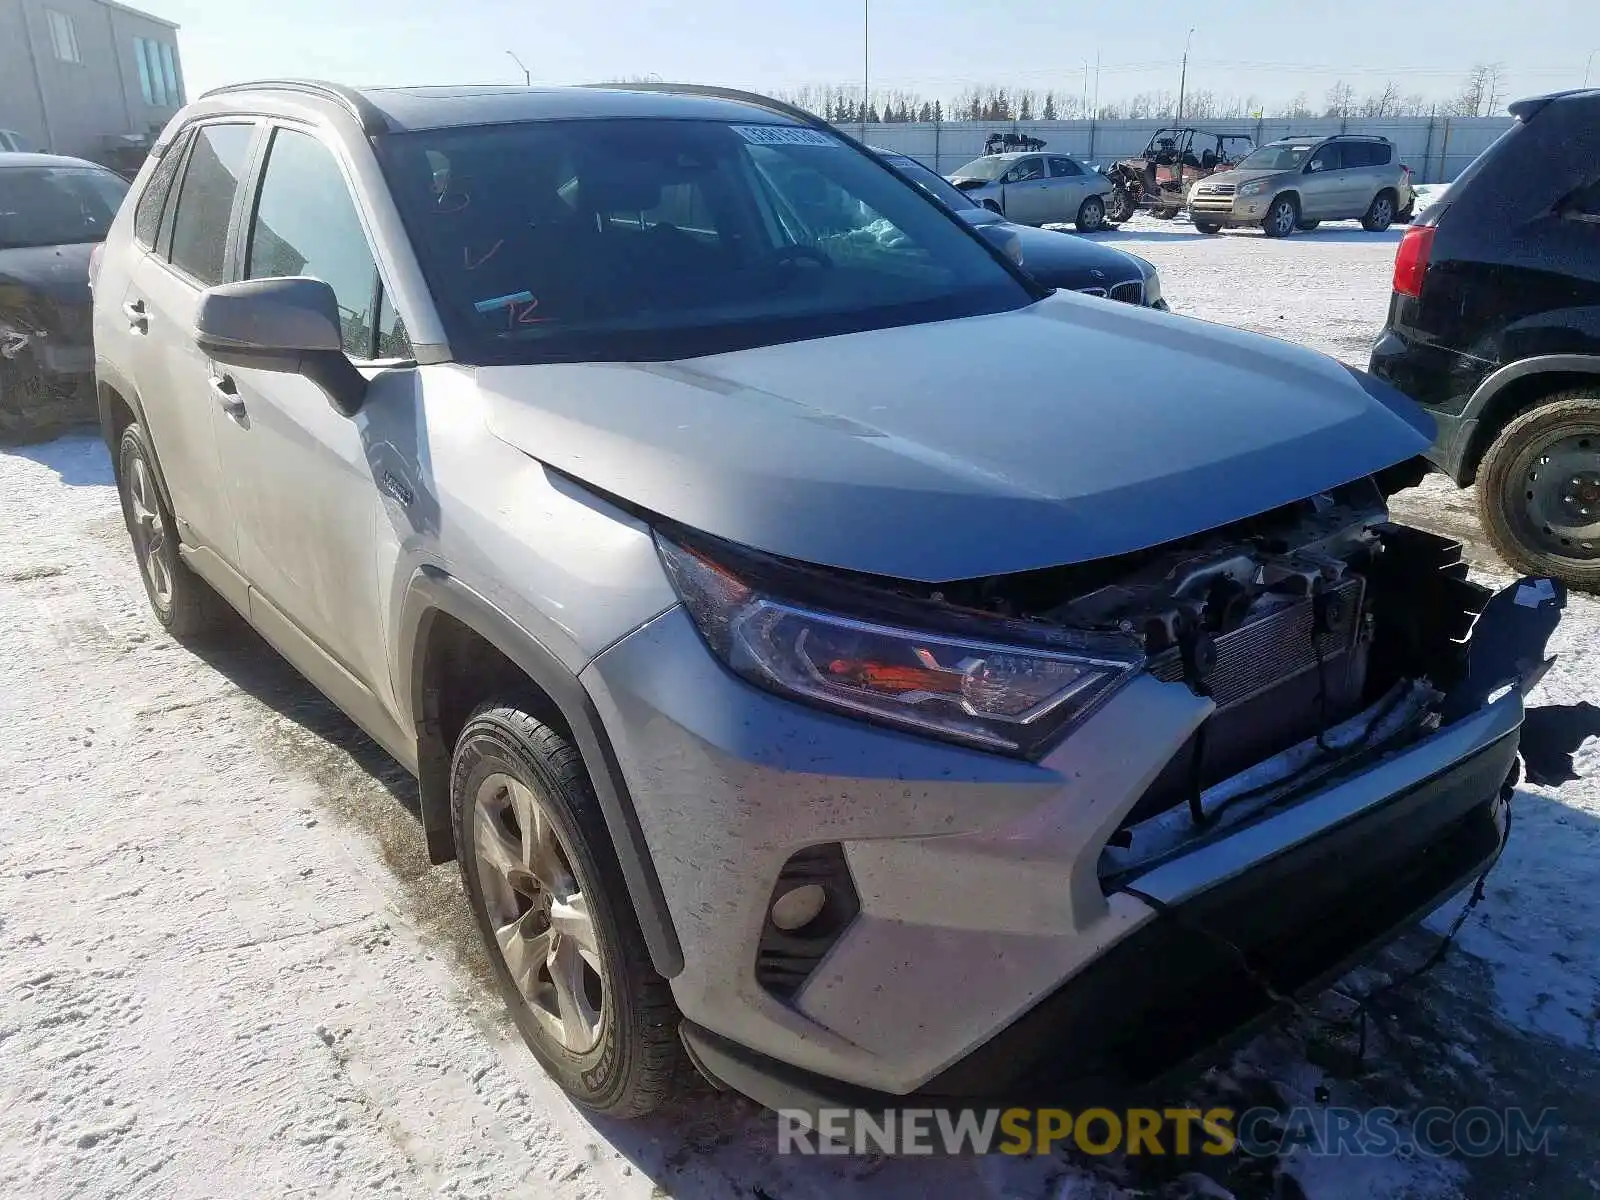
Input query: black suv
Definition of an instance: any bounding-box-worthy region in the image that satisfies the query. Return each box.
[1370,88,1600,588]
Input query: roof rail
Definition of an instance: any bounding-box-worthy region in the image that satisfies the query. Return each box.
[199,79,390,135]
[579,81,837,135]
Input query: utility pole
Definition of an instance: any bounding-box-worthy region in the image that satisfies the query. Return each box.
[1176,27,1195,120]
[1586,49,1597,88]
[506,50,530,85]
[861,0,870,138]
[1092,51,1100,118]
[1081,61,1089,119]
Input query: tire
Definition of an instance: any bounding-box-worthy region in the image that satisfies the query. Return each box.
[1261,195,1298,238]
[1296,220,1321,232]
[116,423,227,638]
[452,702,684,1117]
[1475,394,1600,591]
[1361,190,1397,232]
[1106,187,1136,224]
[1395,202,1415,224]
[1075,195,1106,233]
[1193,221,1222,235]
[1153,206,1179,220]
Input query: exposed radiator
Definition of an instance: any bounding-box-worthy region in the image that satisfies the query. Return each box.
[1130,577,1370,823]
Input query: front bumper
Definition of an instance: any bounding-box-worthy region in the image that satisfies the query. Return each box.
[1188,193,1270,226]
[582,596,1533,1107]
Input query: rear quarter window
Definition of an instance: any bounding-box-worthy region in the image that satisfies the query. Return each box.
[133,128,192,247]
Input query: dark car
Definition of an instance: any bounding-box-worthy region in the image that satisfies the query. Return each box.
[1370,89,1600,588]
[876,150,1165,307]
[0,152,130,441]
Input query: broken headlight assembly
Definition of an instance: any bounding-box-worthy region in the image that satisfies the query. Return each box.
[655,532,1142,757]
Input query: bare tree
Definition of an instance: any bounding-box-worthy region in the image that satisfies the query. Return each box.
[1323,80,1357,119]
[1276,92,1314,119]
[1453,63,1505,116]
[1185,89,1218,119]
[1042,91,1058,120]
[1361,81,1401,118]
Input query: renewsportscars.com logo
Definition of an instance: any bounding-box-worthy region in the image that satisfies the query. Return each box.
[776,1106,1561,1158]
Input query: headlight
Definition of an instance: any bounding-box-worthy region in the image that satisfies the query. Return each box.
[1238,180,1268,198]
[1132,256,1162,307]
[656,532,1141,756]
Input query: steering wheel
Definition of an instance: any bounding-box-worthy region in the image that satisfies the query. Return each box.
[770,245,834,270]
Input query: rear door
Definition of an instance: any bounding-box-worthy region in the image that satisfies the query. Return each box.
[1000,156,1050,223]
[1343,140,1389,214]
[121,120,259,565]
[209,121,411,703]
[1047,156,1090,223]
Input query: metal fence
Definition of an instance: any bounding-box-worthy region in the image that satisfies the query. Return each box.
[853,116,1513,183]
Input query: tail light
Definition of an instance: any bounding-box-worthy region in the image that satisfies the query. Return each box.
[1392,224,1435,299]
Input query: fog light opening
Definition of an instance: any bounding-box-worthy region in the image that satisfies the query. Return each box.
[770,884,828,932]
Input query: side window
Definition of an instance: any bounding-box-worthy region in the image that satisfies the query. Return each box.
[1048,157,1082,178]
[1005,158,1044,184]
[1370,142,1393,166]
[133,127,191,247]
[1307,144,1343,173]
[246,127,383,359]
[167,123,255,285]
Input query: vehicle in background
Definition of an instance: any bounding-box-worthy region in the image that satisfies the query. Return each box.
[1103,128,1255,222]
[95,80,1556,1124]
[875,149,1165,307]
[983,131,1047,156]
[1371,87,1600,588]
[1188,134,1413,236]
[0,152,130,442]
[947,151,1115,231]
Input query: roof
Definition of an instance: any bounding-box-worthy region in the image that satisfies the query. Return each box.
[0,151,111,171]
[97,0,179,30]
[200,81,806,135]
[1509,88,1599,120]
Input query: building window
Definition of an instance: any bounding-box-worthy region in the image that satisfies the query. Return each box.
[46,10,81,63]
[135,37,179,106]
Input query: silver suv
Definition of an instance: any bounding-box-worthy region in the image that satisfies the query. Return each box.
[1189,134,1414,236]
[93,80,1556,1118]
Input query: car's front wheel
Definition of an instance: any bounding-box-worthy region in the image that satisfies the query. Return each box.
[1075,195,1106,232]
[1476,394,1600,591]
[116,423,227,638]
[452,701,684,1117]
[1361,191,1397,232]
[1261,195,1298,237]
[1193,220,1222,235]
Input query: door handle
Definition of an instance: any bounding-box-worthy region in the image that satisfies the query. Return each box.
[210,374,246,420]
[122,298,148,333]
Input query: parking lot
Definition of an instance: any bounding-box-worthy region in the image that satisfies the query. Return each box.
[3,217,1598,1200]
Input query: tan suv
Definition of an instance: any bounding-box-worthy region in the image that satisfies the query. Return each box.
[1188,134,1413,237]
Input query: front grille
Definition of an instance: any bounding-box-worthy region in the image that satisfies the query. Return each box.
[1109,280,1143,305]
[1199,183,1236,197]
[1077,286,1107,298]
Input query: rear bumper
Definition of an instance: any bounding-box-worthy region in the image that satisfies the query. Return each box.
[1369,327,1489,481]
[683,692,1518,1112]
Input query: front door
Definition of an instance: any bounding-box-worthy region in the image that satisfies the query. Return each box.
[1302,142,1352,219]
[121,120,258,565]
[208,122,410,707]
[1000,156,1050,224]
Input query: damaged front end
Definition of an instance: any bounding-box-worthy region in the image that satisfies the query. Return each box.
[0,281,97,443]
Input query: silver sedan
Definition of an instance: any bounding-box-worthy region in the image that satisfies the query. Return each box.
[947,152,1114,231]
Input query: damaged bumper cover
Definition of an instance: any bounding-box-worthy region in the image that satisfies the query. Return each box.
[589,573,1563,1112]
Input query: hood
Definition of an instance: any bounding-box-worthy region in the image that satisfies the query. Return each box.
[1200,168,1287,189]
[0,242,94,306]
[1005,225,1143,287]
[476,296,1433,582]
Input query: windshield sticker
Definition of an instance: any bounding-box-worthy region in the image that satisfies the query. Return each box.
[731,125,840,148]
[474,290,534,314]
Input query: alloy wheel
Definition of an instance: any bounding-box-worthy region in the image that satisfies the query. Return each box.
[471,773,605,1053]
[125,456,173,607]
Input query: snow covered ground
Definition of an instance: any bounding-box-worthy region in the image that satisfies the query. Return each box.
[3,215,1598,1200]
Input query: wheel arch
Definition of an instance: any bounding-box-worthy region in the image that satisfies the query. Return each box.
[1458,357,1600,483]
[398,567,684,977]
[96,363,174,514]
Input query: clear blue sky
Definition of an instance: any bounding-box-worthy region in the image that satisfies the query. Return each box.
[139,0,1598,115]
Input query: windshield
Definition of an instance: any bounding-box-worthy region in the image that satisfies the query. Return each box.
[882,156,978,211]
[950,156,1009,181]
[1236,145,1314,172]
[0,165,128,249]
[377,119,1030,364]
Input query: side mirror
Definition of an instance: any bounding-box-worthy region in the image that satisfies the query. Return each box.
[194,277,367,417]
